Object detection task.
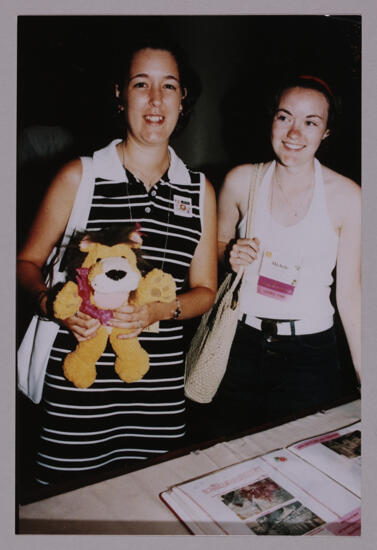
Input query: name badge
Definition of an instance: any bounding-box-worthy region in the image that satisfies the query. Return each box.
[174,195,192,217]
[257,250,302,301]
[142,321,160,333]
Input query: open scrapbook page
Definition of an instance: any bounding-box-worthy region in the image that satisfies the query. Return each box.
[287,421,361,496]
[160,421,361,536]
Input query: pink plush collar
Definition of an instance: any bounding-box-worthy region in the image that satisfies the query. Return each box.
[76,268,113,325]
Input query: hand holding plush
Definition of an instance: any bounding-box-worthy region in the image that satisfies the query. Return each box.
[53,225,176,388]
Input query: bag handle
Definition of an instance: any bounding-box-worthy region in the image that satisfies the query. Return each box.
[50,156,94,283]
[245,162,264,239]
[229,162,264,293]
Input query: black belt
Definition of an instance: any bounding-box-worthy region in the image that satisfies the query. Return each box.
[241,314,298,338]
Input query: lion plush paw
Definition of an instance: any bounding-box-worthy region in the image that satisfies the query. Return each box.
[54,281,82,320]
[135,268,176,305]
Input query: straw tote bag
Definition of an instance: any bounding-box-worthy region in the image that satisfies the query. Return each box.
[184,163,264,403]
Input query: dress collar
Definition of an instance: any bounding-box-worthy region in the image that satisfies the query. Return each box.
[92,139,191,185]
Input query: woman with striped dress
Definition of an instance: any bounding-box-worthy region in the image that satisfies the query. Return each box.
[17,38,217,485]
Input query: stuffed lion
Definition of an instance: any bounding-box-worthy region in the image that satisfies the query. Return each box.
[52,224,176,388]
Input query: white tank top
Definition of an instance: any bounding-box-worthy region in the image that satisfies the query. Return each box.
[238,159,338,322]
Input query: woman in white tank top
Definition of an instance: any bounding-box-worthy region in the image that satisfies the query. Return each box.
[210,75,361,435]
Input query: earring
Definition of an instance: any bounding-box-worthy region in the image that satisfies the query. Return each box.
[117,103,125,114]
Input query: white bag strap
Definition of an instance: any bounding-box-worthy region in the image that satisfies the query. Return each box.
[51,156,94,283]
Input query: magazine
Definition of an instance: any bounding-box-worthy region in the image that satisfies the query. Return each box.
[160,423,361,536]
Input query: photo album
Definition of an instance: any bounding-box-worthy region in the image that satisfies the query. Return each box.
[160,422,361,536]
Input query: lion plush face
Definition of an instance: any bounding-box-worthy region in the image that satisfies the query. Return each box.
[89,255,140,293]
[79,240,142,310]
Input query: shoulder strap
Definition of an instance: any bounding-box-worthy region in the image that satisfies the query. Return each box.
[51,156,94,283]
[229,163,264,292]
[245,163,264,239]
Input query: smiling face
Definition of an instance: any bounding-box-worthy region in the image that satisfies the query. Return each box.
[121,48,185,147]
[271,87,330,168]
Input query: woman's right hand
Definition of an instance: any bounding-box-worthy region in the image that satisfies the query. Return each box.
[229,237,260,273]
[62,311,101,342]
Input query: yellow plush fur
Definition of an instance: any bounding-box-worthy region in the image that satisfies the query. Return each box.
[53,238,176,388]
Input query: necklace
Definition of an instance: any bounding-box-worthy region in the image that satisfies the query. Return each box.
[273,168,315,218]
[121,142,170,192]
[121,141,172,270]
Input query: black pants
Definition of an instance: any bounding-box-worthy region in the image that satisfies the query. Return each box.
[187,321,343,442]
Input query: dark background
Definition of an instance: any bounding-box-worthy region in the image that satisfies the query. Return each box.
[17,15,361,501]
[17,15,361,189]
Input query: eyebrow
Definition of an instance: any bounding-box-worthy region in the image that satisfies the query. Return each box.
[276,108,324,120]
[129,73,180,82]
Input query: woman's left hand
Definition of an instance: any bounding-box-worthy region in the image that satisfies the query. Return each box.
[109,303,155,339]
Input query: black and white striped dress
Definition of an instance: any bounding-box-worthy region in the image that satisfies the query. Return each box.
[35,140,204,485]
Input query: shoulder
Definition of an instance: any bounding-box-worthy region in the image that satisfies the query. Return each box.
[322,164,361,206]
[38,158,84,213]
[321,164,361,228]
[190,172,215,206]
[204,176,216,201]
[183,168,213,201]
[51,158,83,192]
[221,161,271,203]
[224,163,254,183]
[224,161,271,185]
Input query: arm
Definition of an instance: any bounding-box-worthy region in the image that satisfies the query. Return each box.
[17,159,100,341]
[335,181,361,383]
[113,178,218,337]
[218,164,260,272]
[175,177,218,318]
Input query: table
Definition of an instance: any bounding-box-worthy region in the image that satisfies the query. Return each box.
[18,399,360,535]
